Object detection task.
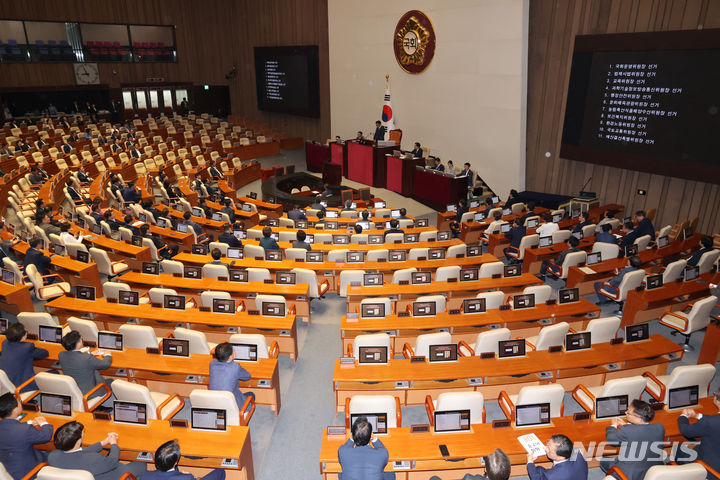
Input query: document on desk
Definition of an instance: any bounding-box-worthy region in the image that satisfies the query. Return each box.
[517,433,545,457]
[579,266,597,275]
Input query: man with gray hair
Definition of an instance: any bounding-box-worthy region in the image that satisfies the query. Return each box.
[431,448,510,480]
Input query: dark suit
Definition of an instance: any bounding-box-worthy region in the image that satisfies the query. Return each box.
[373,126,386,141]
[57,350,113,395]
[619,230,641,250]
[383,228,403,240]
[218,233,242,248]
[48,442,146,480]
[259,237,279,251]
[457,168,473,187]
[595,232,618,245]
[338,438,395,480]
[635,218,655,240]
[208,166,222,180]
[519,210,536,225]
[77,172,91,183]
[601,423,665,480]
[686,247,712,267]
[90,211,104,225]
[432,163,445,172]
[595,265,638,303]
[28,173,44,185]
[0,418,53,480]
[288,209,307,223]
[112,143,123,153]
[541,247,581,276]
[221,206,236,223]
[0,339,49,391]
[410,148,423,158]
[527,455,588,480]
[678,413,720,479]
[67,186,84,202]
[292,240,312,251]
[122,186,140,203]
[130,148,142,159]
[61,144,72,154]
[573,220,591,233]
[23,247,52,276]
[141,468,226,480]
[503,226,526,258]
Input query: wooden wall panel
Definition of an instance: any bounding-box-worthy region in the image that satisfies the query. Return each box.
[527,0,720,235]
[0,0,330,141]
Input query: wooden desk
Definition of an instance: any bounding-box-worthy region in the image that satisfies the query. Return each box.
[332,334,680,412]
[319,396,713,479]
[305,141,329,172]
[621,280,712,327]
[0,279,33,314]
[340,299,601,354]
[120,272,312,323]
[16,339,281,415]
[566,258,628,296]
[345,274,542,313]
[522,237,596,274]
[413,168,467,211]
[243,238,462,254]
[12,242,103,293]
[172,252,498,294]
[24,411,254,480]
[154,204,227,239]
[44,296,299,360]
[236,195,283,218]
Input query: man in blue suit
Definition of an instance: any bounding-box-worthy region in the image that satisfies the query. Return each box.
[339,416,395,480]
[456,162,474,187]
[595,223,618,245]
[141,440,225,480]
[633,210,655,240]
[0,322,48,392]
[686,236,714,267]
[595,255,642,304]
[0,392,54,480]
[527,434,588,480]
[677,390,720,480]
[503,218,526,260]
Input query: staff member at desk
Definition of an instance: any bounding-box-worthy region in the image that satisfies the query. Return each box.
[259,226,279,250]
[338,416,394,480]
[373,120,386,141]
[410,142,423,158]
[23,236,53,276]
[218,223,242,248]
[677,390,720,479]
[58,330,114,396]
[527,434,588,480]
[293,230,312,251]
[456,162,474,187]
[595,255,642,304]
[142,440,225,480]
[431,157,444,171]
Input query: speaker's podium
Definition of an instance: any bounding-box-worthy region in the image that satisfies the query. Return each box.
[346,140,395,188]
[385,152,425,196]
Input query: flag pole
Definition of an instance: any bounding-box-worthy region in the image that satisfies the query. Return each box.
[385,74,389,89]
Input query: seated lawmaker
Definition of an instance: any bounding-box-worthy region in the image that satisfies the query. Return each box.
[431,157,444,171]
[293,230,312,251]
[218,223,242,248]
[288,204,307,223]
[259,226,279,250]
[142,440,225,480]
[0,322,49,392]
[341,200,355,214]
[536,212,559,237]
[383,218,403,240]
[595,223,618,245]
[410,142,423,158]
[518,201,536,225]
[539,235,581,279]
[527,434,587,480]
[686,236,714,267]
[121,180,141,203]
[221,198,236,223]
[314,210,326,228]
[139,224,178,259]
[66,180,90,205]
[23,237,53,276]
[0,392,54,480]
[677,390,720,478]
[397,208,410,220]
[455,199,468,223]
[503,218,526,259]
[209,343,253,409]
[634,210,655,240]
[49,421,146,480]
[339,416,394,480]
[505,189,521,208]
[572,211,591,233]
[595,210,616,233]
[595,255,642,304]
[58,330,114,395]
[618,221,639,250]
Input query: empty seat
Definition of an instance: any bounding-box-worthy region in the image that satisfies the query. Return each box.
[173,327,216,355]
[403,332,452,358]
[425,391,485,425]
[459,328,511,356]
[525,322,569,351]
[582,317,621,344]
[190,389,255,426]
[111,379,184,420]
[659,296,717,350]
[499,384,565,420]
[118,325,161,350]
[350,333,392,359]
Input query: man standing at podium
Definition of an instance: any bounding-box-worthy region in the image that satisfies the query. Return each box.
[373,120,386,141]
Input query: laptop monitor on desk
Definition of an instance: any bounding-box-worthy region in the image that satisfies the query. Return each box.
[515,403,551,427]
[586,252,602,265]
[412,301,436,317]
[684,266,699,282]
[229,269,248,282]
[40,393,72,416]
[646,274,663,290]
[565,332,591,351]
[113,401,147,425]
[163,294,186,310]
[358,346,388,364]
[558,288,579,304]
[98,332,124,351]
[539,236,552,248]
[462,298,486,314]
[118,290,139,306]
[512,294,535,309]
[428,344,458,363]
[595,395,629,419]
[1,268,14,285]
[39,325,62,343]
[142,262,159,275]
[212,298,236,314]
[625,323,649,343]
[231,343,258,362]
[162,338,190,357]
[460,268,479,282]
[349,413,387,434]
[526,218,539,228]
[504,264,521,277]
[411,271,431,285]
[262,302,286,317]
[360,303,386,318]
[498,339,526,358]
[363,273,383,286]
[191,408,227,431]
[434,410,471,433]
[668,385,699,410]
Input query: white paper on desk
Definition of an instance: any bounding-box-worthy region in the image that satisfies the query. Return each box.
[579,266,596,275]
[517,433,545,457]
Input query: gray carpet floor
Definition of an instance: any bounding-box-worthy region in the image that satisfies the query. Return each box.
[5,147,717,479]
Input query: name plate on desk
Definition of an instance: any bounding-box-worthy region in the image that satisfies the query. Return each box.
[257,379,271,387]
[170,419,188,428]
[651,402,666,411]
[398,280,409,285]
[499,305,511,311]
[392,461,413,470]
[398,312,409,317]
[327,426,346,437]
[480,352,495,359]
[548,345,563,353]
[492,419,511,429]
[199,306,210,312]
[574,412,591,422]
[340,357,355,365]
[395,380,410,388]
[221,458,238,468]
[137,452,153,462]
[410,424,430,433]
[611,338,624,345]
[449,309,460,315]
[447,278,457,283]
[106,298,117,304]
[545,299,557,306]
[410,356,425,363]
[93,411,111,421]
[146,347,160,354]
[468,377,483,385]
